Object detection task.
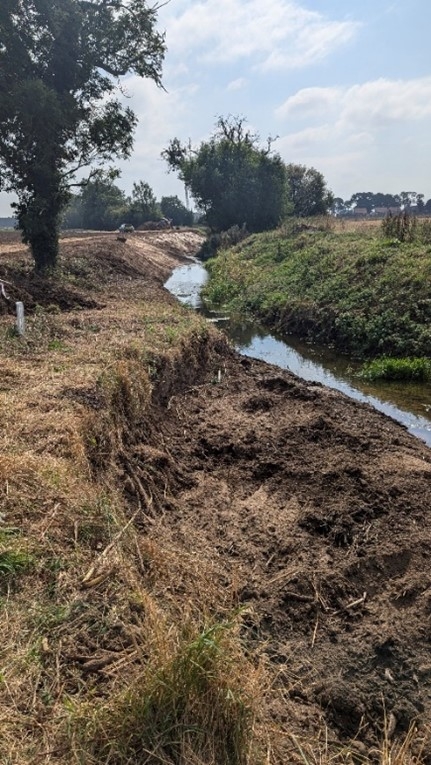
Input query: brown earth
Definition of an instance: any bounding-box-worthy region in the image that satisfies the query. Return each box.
[1,229,431,762]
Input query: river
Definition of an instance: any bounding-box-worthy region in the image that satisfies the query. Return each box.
[165,260,431,448]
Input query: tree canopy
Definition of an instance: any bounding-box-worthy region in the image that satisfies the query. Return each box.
[285,164,333,217]
[62,172,165,230]
[160,196,193,227]
[0,0,165,270]
[127,181,160,227]
[163,117,290,233]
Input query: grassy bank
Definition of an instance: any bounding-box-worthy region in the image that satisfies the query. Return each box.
[202,218,431,358]
[0,232,264,765]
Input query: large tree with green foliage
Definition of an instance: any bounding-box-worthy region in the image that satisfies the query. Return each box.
[0,0,165,271]
[285,164,333,217]
[163,117,289,233]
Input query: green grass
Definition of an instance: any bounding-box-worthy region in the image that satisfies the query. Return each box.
[0,549,33,585]
[69,619,258,765]
[202,219,431,358]
[359,356,431,382]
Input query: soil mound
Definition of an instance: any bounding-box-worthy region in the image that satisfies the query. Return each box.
[147,351,431,752]
[0,230,202,315]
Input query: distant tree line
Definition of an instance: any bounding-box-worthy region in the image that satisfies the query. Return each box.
[332,191,431,216]
[62,170,193,230]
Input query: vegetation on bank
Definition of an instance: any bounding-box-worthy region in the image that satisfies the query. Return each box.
[202,217,431,358]
[360,356,431,382]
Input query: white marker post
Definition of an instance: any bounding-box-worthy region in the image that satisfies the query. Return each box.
[15,301,25,336]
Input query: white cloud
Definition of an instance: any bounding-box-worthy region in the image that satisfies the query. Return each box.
[340,77,431,126]
[165,0,359,71]
[120,77,197,161]
[274,76,431,199]
[277,76,431,129]
[276,87,341,119]
[114,78,199,200]
[226,77,247,92]
[277,124,334,151]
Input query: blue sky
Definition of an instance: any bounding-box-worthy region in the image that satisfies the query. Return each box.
[1,0,431,215]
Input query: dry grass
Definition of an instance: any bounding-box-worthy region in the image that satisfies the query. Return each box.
[69,616,262,765]
[0,233,260,764]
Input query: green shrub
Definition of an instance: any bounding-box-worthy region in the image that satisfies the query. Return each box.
[0,549,33,591]
[360,356,431,382]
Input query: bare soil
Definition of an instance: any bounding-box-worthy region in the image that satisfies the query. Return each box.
[2,229,431,760]
[155,356,431,753]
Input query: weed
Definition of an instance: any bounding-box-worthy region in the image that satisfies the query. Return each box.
[31,602,71,631]
[165,325,178,344]
[381,212,417,243]
[69,619,258,765]
[360,356,431,382]
[48,338,68,351]
[0,550,33,577]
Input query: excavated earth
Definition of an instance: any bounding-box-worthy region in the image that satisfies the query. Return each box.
[159,355,431,747]
[2,229,431,758]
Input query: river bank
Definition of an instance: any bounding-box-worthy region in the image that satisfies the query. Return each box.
[1,230,431,764]
[166,259,431,446]
[202,217,431,359]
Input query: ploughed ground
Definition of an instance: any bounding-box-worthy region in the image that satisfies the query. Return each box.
[1,229,431,762]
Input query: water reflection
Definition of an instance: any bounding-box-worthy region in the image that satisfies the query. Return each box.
[165,261,431,447]
[164,263,208,310]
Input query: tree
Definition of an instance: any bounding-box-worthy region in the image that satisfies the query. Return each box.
[160,195,193,227]
[163,117,289,232]
[0,0,165,271]
[77,170,126,230]
[330,197,348,216]
[348,192,375,213]
[127,181,159,227]
[285,164,333,217]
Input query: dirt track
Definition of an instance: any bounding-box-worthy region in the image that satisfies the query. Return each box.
[2,230,431,758]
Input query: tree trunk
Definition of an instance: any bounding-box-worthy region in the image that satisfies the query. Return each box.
[29,220,60,273]
[17,190,62,273]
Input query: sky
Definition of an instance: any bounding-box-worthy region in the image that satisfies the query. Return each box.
[1,0,431,215]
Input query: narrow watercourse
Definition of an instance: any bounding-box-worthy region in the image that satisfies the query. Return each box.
[165,259,431,448]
